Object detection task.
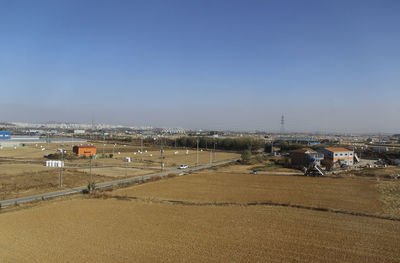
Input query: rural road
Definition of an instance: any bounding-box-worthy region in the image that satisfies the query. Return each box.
[0,158,240,207]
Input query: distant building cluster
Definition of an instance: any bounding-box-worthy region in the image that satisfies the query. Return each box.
[0,122,153,130]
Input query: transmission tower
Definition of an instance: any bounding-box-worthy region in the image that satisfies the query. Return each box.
[280,114,285,135]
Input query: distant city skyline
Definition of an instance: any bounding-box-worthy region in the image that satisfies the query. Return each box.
[1,0,399,133]
[0,120,397,136]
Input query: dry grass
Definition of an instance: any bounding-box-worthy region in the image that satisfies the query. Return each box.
[115,171,384,217]
[77,166,154,178]
[216,161,302,174]
[107,149,239,168]
[0,145,56,160]
[0,163,52,176]
[377,180,400,218]
[0,142,239,168]
[0,198,398,262]
[0,142,239,199]
[0,167,111,200]
[349,166,400,178]
[0,163,399,262]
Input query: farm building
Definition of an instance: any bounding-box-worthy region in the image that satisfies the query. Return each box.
[369,145,389,152]
[289,148,324,168]
[318,147,354,166]
[73,145,96,157]
[74,129,85,134]
[0,131,17,147]
[275,136,320,145]
[0,131,11,140]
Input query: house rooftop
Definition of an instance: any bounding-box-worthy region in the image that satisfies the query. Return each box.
[325,147,352,152]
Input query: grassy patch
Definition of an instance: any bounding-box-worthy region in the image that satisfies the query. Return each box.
[252,163,283,170]
[377,180,400,218]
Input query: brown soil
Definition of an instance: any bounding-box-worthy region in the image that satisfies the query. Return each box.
[0,163,399,262]
[115,171,384,217]
[0,197,399,263]
[0,168,111,200]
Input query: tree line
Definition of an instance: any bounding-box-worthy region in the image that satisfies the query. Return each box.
[160,137,266,152]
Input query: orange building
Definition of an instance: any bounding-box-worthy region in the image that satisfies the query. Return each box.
[73,145,96,157]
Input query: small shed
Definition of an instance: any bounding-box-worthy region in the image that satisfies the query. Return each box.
[73,145,96,157]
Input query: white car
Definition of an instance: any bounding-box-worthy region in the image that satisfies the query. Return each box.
[178,164,189,169]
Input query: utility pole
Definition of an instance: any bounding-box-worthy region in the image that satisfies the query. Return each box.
[160,137,164,171]
[102,133,105,182]
[102,133,105,156]
[89,155,93,187]
[271,141,274,155]
[196,138,199,166]
[141,138,143,162]
[125,160,128,178]
[58,148,64,187]
[210,149,212,164]
[213,141,216,162]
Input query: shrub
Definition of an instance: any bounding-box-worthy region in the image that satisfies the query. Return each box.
[87,181,96,192]
[241,150,251,163]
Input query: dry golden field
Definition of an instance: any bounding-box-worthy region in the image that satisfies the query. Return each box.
[98,148,239,168]
[0,142,239,167]
[115,170,385,217]
[77,166,154,178]
[0,165,109,200]
[0,164,399,262]
[348,166,400,178]
[0,163,52,176]
[377,180,400,218]
[0,142,239,200]
[0,198,399,263]
[0,145,56,160]
[216,162,303,174]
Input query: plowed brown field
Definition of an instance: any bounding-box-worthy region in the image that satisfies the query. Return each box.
[0,166,399,262]
[115,171,385,216]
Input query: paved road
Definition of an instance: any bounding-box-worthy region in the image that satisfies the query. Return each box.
[0,158,240,207]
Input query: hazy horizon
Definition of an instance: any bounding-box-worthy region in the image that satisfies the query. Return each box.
[1,0,399,133]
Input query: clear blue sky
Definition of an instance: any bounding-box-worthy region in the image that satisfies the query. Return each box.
[0,0,399,133]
